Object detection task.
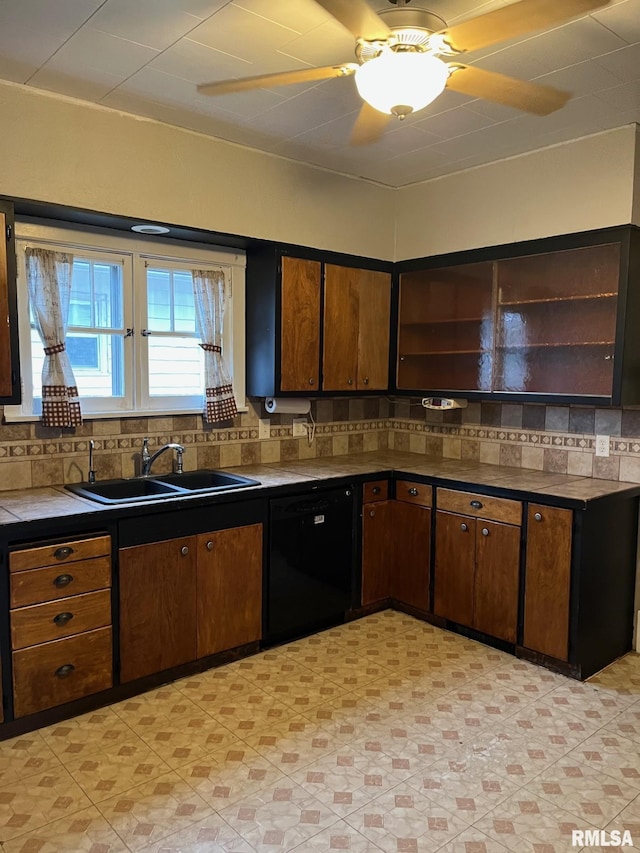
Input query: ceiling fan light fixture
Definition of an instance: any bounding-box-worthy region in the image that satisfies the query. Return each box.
[354,51,449,117]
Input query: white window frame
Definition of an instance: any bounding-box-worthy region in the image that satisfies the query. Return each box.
[5,219,246,421]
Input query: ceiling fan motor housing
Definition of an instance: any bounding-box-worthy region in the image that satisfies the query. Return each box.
[356,6,448,63]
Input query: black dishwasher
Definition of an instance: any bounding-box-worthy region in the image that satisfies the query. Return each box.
[266,486,356,644]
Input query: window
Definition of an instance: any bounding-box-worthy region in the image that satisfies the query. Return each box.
[7,220,246,420]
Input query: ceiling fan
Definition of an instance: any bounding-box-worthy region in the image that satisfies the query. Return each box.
[197,0,611,145]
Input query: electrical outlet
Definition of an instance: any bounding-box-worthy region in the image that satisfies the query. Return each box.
[595,434,610,457]
[258,418,270,440]
[293,418,307,437]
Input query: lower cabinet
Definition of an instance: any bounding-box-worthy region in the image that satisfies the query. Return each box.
[120,523,263,683]
[361,499,393,606]
[433,491,521,644]
[8,534,113,718]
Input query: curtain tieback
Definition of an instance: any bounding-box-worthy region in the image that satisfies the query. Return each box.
[43,343,66,355]
[200,343,221,353]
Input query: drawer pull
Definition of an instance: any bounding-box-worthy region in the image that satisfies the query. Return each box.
[53,612,74,626]
[372,486,381,495]
[206,541,214,551]
[348,378,353,385]
[55,664,75,678]
[53,574,74,588]
[534,512,543,522]
[53,546,74,560]
[481,527,489,537]
[363,377,369,385]
[408,487,419,496]
[470,500,483,509]
[309,378,315,385]
[181,546,189,556]
[369,509,376,518]
[460,523,468,532]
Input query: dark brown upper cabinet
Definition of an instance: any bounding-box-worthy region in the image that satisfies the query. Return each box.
[0,200,20,404]
[395,226,640,405]
[246,246,392,398]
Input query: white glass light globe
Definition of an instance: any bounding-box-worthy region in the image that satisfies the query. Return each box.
[355,51,450,117]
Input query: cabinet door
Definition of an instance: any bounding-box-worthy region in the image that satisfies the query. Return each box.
[280,257,321,392]
[362,501,392,605]
[119,537,197,682]
[523,505,572,661]
[392,502,431,611]
[434,511,475,626]
[323,264,359,391]
[474,520,520,643]
[197,524,263,658]
[357,269,391,390]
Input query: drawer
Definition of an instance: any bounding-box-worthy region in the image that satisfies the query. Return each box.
[10,556,112,608]
[363,480,388,503]
[10,535,111,573]
[11,589,112,650]
[395,480,433,507]
[12,627,112,718]
[437,488,522,526]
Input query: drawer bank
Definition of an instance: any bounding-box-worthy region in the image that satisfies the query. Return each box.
[0,450,637,740]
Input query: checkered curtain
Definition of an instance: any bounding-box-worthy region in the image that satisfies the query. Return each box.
[191,268,237,424]
[25,247,82,427]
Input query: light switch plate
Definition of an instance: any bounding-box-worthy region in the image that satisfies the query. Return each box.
[293,418,307,437]
[258,418,270,440]
[595,434,610,457]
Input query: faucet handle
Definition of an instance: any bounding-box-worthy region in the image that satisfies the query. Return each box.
[175,447,184,474]
[142,437,150,461]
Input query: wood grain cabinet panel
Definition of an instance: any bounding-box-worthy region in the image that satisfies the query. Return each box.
[0,209,11,398]
[0,200,19,402]
[9,535,111,573]
[10,556,112,608]
[280,257,321,391]
[395,480,432,507]
[119,536,197,683]
[356,268,392,390]
[11,589,111,649]
[196,524,263,658]
[434,511,476,628]
[363,480,388,503]
[392,501,431,612]
[523,504,572,661]
[361,500,393,605]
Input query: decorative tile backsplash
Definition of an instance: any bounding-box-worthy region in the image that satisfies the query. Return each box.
[2,396,640,492]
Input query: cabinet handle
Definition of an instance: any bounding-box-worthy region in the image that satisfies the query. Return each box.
[206,541,214,551]
[363,377,369,385]
[348,378,353,385]
[369,509,376,518]
[55,664,75,678]
[534,512,543,522]
[470,500,483,509]
[481,527,489,537]
[181,546,189,556]
[53,574,74,588]
[408,487,419,496]
[53,612,74,626]
[372,487,381,495]
[309,378,315,385]
[53,546,74,560]
[460,523,468,532]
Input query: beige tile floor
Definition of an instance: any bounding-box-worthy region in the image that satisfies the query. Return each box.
[1,610,640,852]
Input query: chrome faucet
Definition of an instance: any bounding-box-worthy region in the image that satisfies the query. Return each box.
[88,439,96,484]
[141,437,185,476]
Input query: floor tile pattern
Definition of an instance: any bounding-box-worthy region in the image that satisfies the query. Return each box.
[1,610,640,851]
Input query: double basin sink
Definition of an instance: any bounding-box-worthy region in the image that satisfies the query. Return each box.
[66,470,260,505]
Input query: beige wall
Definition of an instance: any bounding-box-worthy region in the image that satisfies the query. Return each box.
[0,80,395,261]
[633,125,640,227]
[394,125,638,260]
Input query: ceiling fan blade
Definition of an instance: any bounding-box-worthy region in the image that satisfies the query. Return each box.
[437,0,611,54]
[350,102,392,146]
[198,63,357,96]
[447,64,570,115]
[313,0,391,41]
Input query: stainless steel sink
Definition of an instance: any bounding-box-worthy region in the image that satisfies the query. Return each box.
[65,470,260,504]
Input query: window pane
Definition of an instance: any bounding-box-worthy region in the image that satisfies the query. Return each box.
[93,263,123,328]
[147,336,204,397]
[30,331,125,399]
[69,260,92,327]
[147,269,172,332]
[174,272,196,333]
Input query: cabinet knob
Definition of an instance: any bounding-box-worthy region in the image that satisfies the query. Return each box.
[372,487,381,495]
[534,512,543,522]
[470,500,483,509]
[309,378,315,385]
[181,546,189,556]
[481,527,489,537]
[55,664,75,678]
[348,378,353,385]
[408,487,419,496]
[363,377,369,385]
[53,546,74,561]
[460,523,468,532]
[53,612,74,626]
[206,541,214,551]
[53,573,74,588]
[369,509,376,518]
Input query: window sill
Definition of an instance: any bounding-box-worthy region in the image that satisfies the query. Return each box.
[3,406,249,424]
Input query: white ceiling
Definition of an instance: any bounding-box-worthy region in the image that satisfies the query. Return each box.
[1,0,639,187]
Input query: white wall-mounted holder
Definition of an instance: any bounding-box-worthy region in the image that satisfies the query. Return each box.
[421,397,468,410]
